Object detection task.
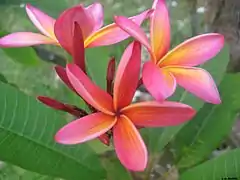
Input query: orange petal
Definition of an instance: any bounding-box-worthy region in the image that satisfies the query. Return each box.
[142,61,176,101]
[26,4,56,40]
[113,41,141,110]
[113,115,147,171]
[150,0,170,61]
[55,113,116,144]
[84,10,151,48]
[66,64,114,114]
[122,101,195,127]
[166,66,221,104]
[159,34,224,67]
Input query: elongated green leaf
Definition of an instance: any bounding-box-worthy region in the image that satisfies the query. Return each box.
[144,45,230,154]
[173,73,240,169]
[0,82,105,180]
[180,148,240,180]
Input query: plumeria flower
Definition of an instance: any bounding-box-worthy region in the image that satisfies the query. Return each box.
[0,3,151,54]
[114,0,224,104]
[54,41,196,171]
[37,24,114,146]
[37,65,112,146]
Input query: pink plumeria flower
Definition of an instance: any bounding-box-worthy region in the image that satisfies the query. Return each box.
[37,65,111,146]
[114,0,224,104]
[0,3,151,53]
[55,41,196,171]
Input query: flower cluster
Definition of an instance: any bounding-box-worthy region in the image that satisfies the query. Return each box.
[0,0,224,171]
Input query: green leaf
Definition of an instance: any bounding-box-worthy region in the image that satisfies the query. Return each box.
[86,47,110,89]
[0,30,41,66]
[0,163,57,180]
[0,82,106,180]
[0,48,40,66]
[144,45,230,154]
[173,73,240,169]
[102,153,132,180]
[0,73,8,83]
[180,149,240,180]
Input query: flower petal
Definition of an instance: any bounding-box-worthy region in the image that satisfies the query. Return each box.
[150,0,170,61]
[0,32,56,47]
[26,4,56,40]
[114,15,152,56]
[66,64,114,114]
[72,23,85,71]
[55,66,75,92]
[159,34,224,67]
[166,66,221,104]
[54,5,94,53]
[122,101,195,127]
[113,41,141,110]
[37,96,66,110]
[55,113,116,144]
[113,115,147,171]
[98,133,110,146]
[37,96,86,117]
[85,10,151,48]
[86,2,104,31]
[142,61,176,101]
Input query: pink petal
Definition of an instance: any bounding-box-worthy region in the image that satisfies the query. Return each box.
[55,112,116,144]
[55,66,75,92]
[114,15,152,56]
[113,41,141,110]
[66,64,114,114]
[37,96,65,110]
[150,0,170,61]
[142,61,176,101]
[122,101,195,127]
[86,2,104,31]
[84,10,151,48]
[72,23,85,71]
[54,5,94,53]
[26,4,56,40]
[0,32,56,47]
[166,66,221,104]
[113,115,147,171]
[159,34,224,67]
